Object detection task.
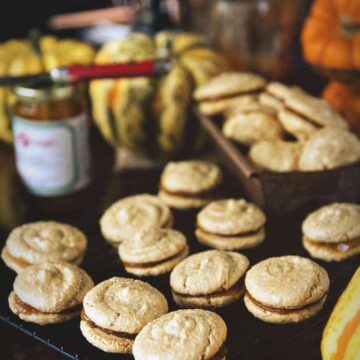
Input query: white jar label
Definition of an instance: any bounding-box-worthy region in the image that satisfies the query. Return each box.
[13,113,91,196]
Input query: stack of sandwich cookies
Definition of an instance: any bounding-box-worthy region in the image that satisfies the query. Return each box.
[8,262,93,325]
[244,256,329,323]
[80,277,168,353]
[133,309,228,360]
[302,203,360,262]
[100,194,173,247]
[223,103,284,146]
[299,128,360,171]
[196,199,266,250]
[194,72,267,116]
[170,250,249,308]
[1,221,87,273]
[158,161,223,209]
[249,140,302,172]
[118,228,189,276]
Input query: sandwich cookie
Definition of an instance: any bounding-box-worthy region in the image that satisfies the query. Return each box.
[259,82,298,112]
[194,72,267,116]
[249,140,302,172]
[8,261,94,325]
[158,161,223,209]
[100,194,173,247]
[302,203,360,262]
[278,89,348,140]
[244,256,329,323]
[299,128,360,171]
[196,199,266,250]
[118,228,189,276]
[133,309,228,360]
[1,221,87,274]
[223,105,284,146]
[170,250,249,308]
[80,277,168,353]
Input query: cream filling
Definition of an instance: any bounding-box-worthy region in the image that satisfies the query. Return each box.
[81,310,137,340]
[13,293,81,316]
[123,246,188,269]
[246,292,327,314]
[196,224,264,238]
[304,236,360,253]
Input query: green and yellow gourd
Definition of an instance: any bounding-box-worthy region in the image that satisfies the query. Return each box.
[90,31,229,155]
[0,36,95,143]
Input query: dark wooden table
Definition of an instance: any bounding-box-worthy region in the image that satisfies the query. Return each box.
[0,125,358,360]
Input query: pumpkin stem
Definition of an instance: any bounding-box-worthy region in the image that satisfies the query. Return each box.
[340,16,360,37]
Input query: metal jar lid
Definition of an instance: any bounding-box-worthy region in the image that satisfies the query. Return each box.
[13,80,78,102]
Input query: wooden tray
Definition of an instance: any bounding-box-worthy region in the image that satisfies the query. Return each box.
[197,109,360,213]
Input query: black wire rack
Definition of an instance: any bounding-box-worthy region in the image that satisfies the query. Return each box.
[1,169,358,360]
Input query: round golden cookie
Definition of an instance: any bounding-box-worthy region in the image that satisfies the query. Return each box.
[284,90,348,130]
[223,110,284,146]
[278,109,318,141]
[81,277,168,353]
[100,194,173,247]
[249,140,302,172]
[258,82,302,112]
[259,92,283,112]
[170,250,249,308]
[244,256,329,323]
[158,161,223,209]
[196,199,266,250]
[302,203,360,262]
[299,128,360,171]
[194,71,266,101]
[118,228,189,276]
[133,309,227,360]
[9,261,94,325]
[1,221,87,273]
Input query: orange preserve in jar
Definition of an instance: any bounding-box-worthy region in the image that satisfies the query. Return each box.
[12,81,91,196]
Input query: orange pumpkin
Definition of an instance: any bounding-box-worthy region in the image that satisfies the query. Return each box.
[323,81,360,136]
[301,0,360,71]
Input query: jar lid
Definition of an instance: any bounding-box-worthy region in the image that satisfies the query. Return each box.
[14,80,78,101]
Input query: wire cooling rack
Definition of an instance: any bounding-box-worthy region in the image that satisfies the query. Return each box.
[1,170,358,360]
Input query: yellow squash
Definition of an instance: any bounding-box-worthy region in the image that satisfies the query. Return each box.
[321,267,360,360]
[0,36,95,143]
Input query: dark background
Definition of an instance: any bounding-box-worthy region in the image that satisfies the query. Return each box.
[0,0,173,41]
[0,1,119,41]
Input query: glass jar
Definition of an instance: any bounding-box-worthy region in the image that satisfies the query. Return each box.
[203,0,308,79]
[12,81,91,197]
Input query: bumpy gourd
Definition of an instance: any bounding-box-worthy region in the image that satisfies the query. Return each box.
[90,31,229,154]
